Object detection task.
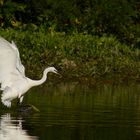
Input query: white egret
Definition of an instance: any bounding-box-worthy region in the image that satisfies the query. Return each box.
[0,36,58,108]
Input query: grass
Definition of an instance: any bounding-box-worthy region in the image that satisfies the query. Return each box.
[0,28,140,83]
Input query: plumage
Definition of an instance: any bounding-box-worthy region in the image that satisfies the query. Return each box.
[0,36,58,107]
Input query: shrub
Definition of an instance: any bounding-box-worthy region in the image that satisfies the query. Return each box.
[0,28,139,81]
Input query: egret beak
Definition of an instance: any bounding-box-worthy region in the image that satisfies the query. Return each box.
[54,69,58,74]
[54,69,62,77]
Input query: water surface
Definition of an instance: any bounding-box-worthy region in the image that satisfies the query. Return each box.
[0,82,140,140]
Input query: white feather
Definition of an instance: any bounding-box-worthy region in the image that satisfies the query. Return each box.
[0,36,58,107]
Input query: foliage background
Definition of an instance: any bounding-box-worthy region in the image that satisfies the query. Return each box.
[0,0,140,82]
[0,0,140,45]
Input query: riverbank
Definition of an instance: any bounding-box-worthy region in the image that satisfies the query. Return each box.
[0,28,139,83]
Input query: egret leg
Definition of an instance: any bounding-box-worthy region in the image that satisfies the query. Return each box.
[20,96,24,104]
[16,96,24,108]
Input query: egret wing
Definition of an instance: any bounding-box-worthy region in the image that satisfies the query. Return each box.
[0,37,17,76]
[10,41,25,75]
[0,37,24,89]
[0,37,25,75]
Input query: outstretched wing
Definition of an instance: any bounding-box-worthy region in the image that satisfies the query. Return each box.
[10,40,25,75]
[0,36,25,89]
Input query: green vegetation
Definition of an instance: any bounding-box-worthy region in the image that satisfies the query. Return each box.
[0,28,139,82]
[0,0,140,46]
[0,0,140,82]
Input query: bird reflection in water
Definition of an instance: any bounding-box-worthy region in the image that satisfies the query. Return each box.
[0,113,38,140]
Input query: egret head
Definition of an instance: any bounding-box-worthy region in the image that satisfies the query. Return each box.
[50,67,58,74]
[44,67,58,74]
